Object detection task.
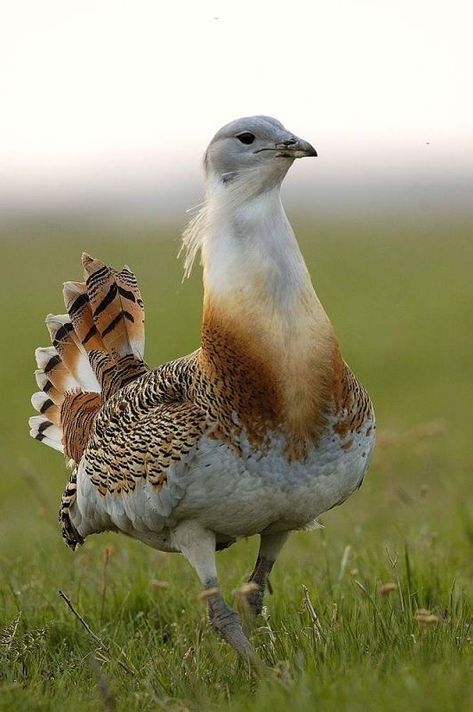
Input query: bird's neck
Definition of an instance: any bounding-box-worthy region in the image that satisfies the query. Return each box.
[201,183,311,306]
[197,181,341,449]
[200,181,332,328]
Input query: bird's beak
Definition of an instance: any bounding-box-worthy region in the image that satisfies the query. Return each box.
[275,137,318,158]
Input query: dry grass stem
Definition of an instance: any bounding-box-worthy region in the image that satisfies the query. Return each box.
[58,590,135,676]
[302,585,324,643]
[198,587,219,601]
[233,582,259,598]
[379,582,398,596]
[415,609,440,625]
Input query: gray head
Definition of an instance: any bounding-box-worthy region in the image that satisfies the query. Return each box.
[204,115,317,190]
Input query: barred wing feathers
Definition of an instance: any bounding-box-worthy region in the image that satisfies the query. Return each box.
[61,361,208,548]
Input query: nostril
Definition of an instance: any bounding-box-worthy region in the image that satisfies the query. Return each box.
[282,138,297,146]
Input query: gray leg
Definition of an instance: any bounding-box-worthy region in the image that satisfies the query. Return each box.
[246,531,289,617]
[172,521,256,662]
[205,581,255,659]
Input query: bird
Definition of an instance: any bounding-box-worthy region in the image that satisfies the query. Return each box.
[29,115,375,663]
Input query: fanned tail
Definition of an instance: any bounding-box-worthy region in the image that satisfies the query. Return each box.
[29,254,148,463]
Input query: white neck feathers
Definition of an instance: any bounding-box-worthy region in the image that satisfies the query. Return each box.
[183,172,322,314]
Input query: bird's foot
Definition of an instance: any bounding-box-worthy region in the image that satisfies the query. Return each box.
[208,592,259,665]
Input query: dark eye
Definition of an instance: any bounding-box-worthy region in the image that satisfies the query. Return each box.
[236,132,255,145]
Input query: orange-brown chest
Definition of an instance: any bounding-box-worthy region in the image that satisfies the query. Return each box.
[199,296,343,456]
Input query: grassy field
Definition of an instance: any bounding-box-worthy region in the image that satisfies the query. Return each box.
[0,217,472,711]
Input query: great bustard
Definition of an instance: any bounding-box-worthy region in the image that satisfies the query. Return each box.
[29,116,375,662]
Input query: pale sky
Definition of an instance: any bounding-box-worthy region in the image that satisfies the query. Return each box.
[1,0,472,214]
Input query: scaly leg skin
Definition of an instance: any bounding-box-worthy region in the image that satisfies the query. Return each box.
[205,579,256,661]
[172,521,260,666]
[245,531,289,618]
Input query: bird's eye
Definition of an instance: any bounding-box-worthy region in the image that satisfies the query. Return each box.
[236,132,255,145]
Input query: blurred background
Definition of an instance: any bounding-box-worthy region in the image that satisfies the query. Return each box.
[1,0,472,225]
[1,0,472,586]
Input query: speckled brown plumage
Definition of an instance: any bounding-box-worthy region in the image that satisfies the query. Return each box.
[332,362,374,439]
[83,357,206,496]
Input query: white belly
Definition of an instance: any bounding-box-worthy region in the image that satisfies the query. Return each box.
[72,417,375,547]
[174,419,376,537]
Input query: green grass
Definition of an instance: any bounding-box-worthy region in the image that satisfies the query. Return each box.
[1,217,472,711]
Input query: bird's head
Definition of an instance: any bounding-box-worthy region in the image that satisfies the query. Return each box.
[181,116,317,277]
[204,115,317,195]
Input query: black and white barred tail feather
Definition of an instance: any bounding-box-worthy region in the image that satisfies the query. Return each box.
[28,415,64,452]
[45,313,101,393]
[29,343,79,453]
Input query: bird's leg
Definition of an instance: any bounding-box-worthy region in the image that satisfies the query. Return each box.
[172,521,256,662]
[245,531,289,618]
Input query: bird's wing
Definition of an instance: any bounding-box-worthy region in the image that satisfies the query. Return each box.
[60,356,208,547]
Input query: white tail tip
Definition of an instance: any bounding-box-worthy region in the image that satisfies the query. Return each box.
[28,415,64,452]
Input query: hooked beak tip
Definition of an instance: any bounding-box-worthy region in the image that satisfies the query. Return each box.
[275,137,318,158]
[296,139,317,158]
